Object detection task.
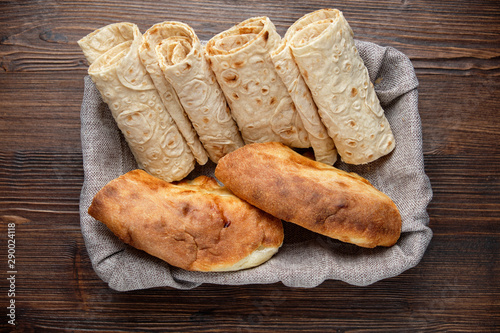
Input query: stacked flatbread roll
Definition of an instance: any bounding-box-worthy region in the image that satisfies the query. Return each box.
[79,23,196,182]
[139,21,244,164]
[79,9,395,183]
[205,17,311,150]
[283,9,396,164]
[80,9,401,272]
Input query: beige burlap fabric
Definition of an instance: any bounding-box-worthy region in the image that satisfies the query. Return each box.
[79,41,433,291]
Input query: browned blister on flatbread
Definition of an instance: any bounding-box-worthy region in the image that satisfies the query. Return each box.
[88,169,284,271]
[215,142,401,248]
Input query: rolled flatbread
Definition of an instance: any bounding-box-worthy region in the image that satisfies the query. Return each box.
[84,23,195,182]
[88,169,284,272]
[139,23,209,165]
[286,9,396,165]
[78,22,136,65]
[154,21,244,163]
[205,17,310,149]
[271,40,337,164]
[215,142,402,248]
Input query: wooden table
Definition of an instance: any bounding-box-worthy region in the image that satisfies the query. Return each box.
[1,0,498,331]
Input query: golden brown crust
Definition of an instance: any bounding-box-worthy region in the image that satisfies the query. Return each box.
[215,142,401,248]
[88,169,284,271]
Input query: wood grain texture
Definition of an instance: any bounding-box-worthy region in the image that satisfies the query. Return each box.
[1,0,499,332]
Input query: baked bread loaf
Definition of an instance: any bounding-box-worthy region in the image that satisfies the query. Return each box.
[215,142,401,248]
[88,169,284,271]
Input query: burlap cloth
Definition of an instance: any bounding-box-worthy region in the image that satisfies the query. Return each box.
[79,40,433,291]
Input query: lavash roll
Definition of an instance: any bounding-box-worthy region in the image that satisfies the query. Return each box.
[78,22,136,65]
[286,9,396,165]
[205,17,310,149]
[270,41,337,164]
[139,23,209,165]
[85,23,195,182]
[154,21,244,163]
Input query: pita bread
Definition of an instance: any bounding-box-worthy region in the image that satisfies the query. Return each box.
[78,22,136,65]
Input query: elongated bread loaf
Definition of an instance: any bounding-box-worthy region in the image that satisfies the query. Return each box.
[154,21,244,163]
[88,169,284,272]
[215,142,401,248]
[286,9,396,164]
[83,23,196,182]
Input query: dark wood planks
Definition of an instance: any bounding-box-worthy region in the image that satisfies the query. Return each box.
[1,0,499,71]
[1,0,499,332]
